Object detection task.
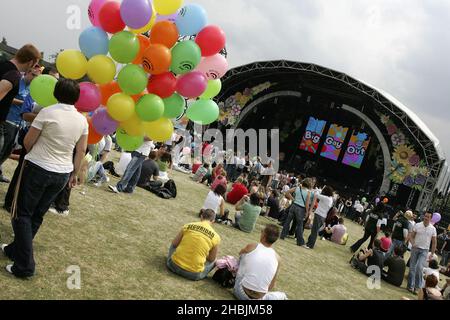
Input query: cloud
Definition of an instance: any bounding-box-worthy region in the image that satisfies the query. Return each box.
[1,0,448,158]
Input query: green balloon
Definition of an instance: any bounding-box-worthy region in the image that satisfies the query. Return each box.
[187,99,220,125]
[116,127,144,151]
[29,75,58,107]
[170,40,201,75]
[118,64,148,95]
[200,79,222,99]
[109,31,140,64]
[163,93,185,118]
[136,94,165,122]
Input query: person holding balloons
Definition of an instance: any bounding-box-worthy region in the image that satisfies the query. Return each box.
[2,79,88,278]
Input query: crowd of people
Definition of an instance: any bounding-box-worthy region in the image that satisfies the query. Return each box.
[0,44,448,300]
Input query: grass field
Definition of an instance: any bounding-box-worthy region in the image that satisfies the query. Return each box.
[0,155,427,300]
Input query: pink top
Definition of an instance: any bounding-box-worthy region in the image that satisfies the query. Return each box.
[211,176,227,191]
[380,237,392,252]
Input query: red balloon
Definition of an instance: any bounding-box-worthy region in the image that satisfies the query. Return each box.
[195,25,226,57]
[147,72,176,98]
[99,1,126,34]
[87,117,103,145]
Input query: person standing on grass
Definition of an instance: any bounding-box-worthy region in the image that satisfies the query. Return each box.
[350,201,386,253]
[280,178,313,246]
[407,212,437,294]
[167,209,221,281]
[1,79,88,278]
[234,224,287,300]
[0,44,41,183]
[387,211,411,258]
[305,185,334,249]
[3,67,59,212]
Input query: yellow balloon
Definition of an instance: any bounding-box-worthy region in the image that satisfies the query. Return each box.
[87,55,116,85]
[129,3,157,34]
[142,118,174,142]
[120,113,145,137]
[56,49,88,80]
[154,0,184,15]
[107,93,135,122]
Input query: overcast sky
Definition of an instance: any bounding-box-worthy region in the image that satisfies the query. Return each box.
[1,0,449,158]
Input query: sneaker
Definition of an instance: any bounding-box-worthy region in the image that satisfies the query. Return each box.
[58,210,70,217]
[1,244,7,254]
[108,185,120,194]
[48,207,58,215]
[321,237,326,241]
[5,264,13,274]
[302,245,311,250]
[0,176,10,183]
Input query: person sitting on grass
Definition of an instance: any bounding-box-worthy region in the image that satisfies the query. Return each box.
[137,151,161,190]
[192,163,209,183]
[234,193,262,233]
[202,184,227,220]
[350,239,385,276]
[324,218,348,245]
[234,224,287,300]
[167,209,220,281]
[380,231,392,253]
[381,246,406,287]
[226,177,249,205]
[423,259,440,284]
[157,151,172,183]
[210,171,228,191]
[418,275,443,300]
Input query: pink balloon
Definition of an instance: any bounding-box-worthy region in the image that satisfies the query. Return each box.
[76,82,101,112]
[176,71,207,99]
[88,0,107,26]
[195,54,229,80]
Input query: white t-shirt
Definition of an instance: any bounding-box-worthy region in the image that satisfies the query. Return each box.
[355,203,364,213]
[202,191,223,214]
[136,141,155,157]
[314,192,334,218]
[25,103,88,173]
[413,222,437,250]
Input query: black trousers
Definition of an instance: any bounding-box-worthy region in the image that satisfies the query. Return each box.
[350,228,377,253]
[0,122,19,168]
[53,181,71,212]
[4,147,27,211]
[4,161,69,277]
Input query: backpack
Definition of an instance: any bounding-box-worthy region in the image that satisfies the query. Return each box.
[212,268,235,288]
[150,179,177,199]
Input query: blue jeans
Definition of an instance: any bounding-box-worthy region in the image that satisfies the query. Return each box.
[117,151,145,193]
[166,245,215,281]
[386,239,405,259]
[280,204,306,246]
[440,251,449,267]
[407,247,428,289]
[307,214,325,249]
[4,161,70,277]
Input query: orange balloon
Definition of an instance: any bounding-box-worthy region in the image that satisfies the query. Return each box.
[132,92,146,103]
[142,44,172,75]
[150,21,179,49]
[87,117,103,145]
[132,34,151,65]
[99,82,121,106]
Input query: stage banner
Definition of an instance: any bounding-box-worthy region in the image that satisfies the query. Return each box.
[299,117,327,154]
[342,131,371,169]
[320,124,349,161]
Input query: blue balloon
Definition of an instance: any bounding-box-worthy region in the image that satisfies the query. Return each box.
[175,4,208,37]
[79,26,109,59]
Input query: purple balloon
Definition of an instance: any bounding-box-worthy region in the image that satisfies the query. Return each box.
[156,13,178,23]
[176,71,208,99]
[375,197,380,204]
[92,107,119,135]
[431,212,441,224]
[120,0,153,29]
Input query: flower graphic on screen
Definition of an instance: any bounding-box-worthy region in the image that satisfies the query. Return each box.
[391,132,406,147]
[393,145,416,166]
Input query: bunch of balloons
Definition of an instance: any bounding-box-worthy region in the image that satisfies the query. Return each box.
[30,0,228,151]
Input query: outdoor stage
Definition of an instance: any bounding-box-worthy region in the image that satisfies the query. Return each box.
[212,60,450,214]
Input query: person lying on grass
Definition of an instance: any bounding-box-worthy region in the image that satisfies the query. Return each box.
[167,209,221,281]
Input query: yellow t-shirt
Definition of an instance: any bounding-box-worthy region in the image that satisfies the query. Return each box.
[172,221,221,273]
